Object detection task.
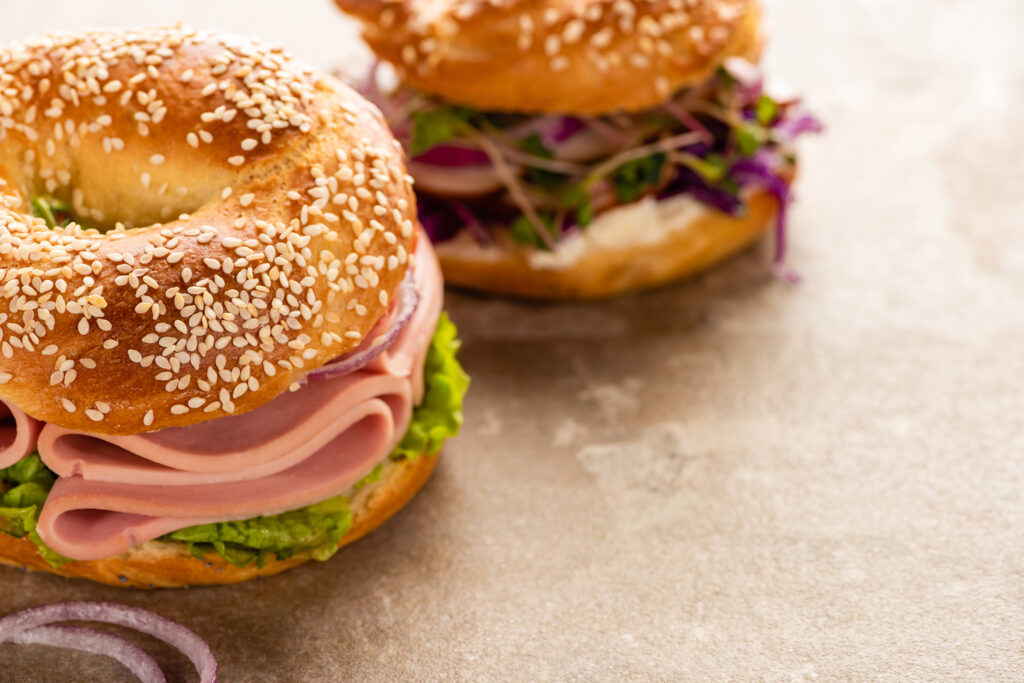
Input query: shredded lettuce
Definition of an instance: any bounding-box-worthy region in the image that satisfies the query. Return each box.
[0,314,469,568]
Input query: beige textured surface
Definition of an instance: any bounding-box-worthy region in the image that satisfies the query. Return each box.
[1,1,1023,680]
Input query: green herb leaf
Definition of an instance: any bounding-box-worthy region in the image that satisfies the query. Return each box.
[30,196,67,228]
[755,94,779,126]
[574,195,594,227]
[520,134,568,189]
[510,215,540,247]
[510,213,559,249]
[558,186,593,228]
[30,196,85,230]
[678,153,728,183]
[611,153,667,202]
[410,107,473,156]
[735,122,768,156]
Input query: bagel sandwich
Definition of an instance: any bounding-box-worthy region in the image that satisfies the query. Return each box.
[0,26,468,588]
[335,0,820,298]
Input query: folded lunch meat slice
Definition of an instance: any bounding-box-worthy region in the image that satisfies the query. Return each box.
[35,392,399,561]
[0,401,42,469]
[37,373,412,486]
[31,238,444,561]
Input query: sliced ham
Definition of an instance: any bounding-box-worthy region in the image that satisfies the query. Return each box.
[32,238,444,561]
[37,394,396,560]
[0,401,42,469]
[37,373,412,486]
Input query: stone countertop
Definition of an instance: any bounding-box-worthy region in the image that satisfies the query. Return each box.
[0,1,1022,680]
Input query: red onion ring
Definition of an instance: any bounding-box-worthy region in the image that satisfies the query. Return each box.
[407,160,507,197]
[12,625,166,682]
[304,269,419,383]
[0,601,217,682]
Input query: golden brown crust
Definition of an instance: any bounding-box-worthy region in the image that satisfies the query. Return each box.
[436,188,781,299]
[0,27,418,435]
[337,0,762,113]
[0,452,438,588]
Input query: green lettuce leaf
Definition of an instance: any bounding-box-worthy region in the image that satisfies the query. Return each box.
[0,453,72,566]
[611,152,667,202]
[410,107,474,156]
[164,494,353,567]
[391,312,469,460]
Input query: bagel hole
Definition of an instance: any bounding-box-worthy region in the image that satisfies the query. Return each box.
[28,192,204,233]
[29,195,91,230]
[26,166,212,232]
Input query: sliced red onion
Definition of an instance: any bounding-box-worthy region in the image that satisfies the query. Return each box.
[13,625,167,683]
[505,115,584,146]
[408,160,507,197]
[583,131,704,189]
[584,117,631,145]
[0,601,217,682]
[467,130,556,249]
[304,269,419,383]
[413,145,490,167]
[661,99,714,145]
[548,128,621,163]
[492,145,587,174]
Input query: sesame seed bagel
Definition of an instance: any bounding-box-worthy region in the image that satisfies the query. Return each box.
[336,0,763,114]
[0,452,438,588]
[0,27,418,435]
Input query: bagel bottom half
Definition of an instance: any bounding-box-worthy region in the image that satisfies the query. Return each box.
[436,188,783,300]
[0,453,438,589]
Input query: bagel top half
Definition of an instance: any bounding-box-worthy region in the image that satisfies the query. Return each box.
[336,0,763,114]
[0,26,418,435]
